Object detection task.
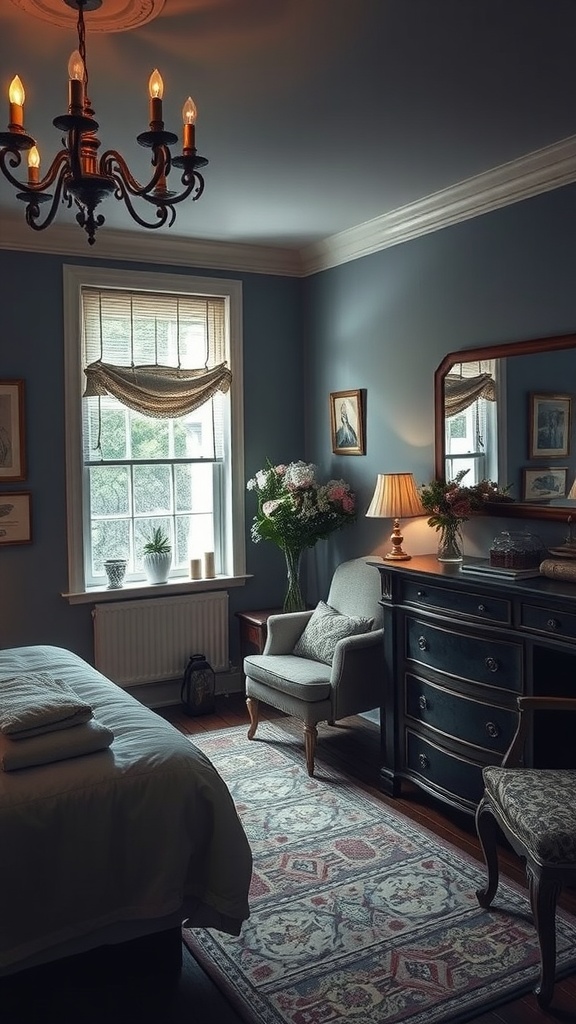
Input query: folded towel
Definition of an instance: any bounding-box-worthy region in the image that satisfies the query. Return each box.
[0,673,93,739]
[0,719,114,771]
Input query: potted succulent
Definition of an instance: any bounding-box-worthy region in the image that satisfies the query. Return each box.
[142,526,172,584]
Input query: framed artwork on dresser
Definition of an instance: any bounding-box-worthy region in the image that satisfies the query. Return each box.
[0,379,25,482]
[529,392,571,458]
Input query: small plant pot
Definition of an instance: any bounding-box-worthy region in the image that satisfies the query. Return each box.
[103,559,127,589]
[143,551,172,584]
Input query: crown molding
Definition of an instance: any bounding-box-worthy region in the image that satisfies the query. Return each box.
[2,135,576,277]
[299,134,576,276]
[0,218,303,277]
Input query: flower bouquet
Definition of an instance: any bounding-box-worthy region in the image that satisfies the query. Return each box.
[420,471,510,562]
[247,460,356,610]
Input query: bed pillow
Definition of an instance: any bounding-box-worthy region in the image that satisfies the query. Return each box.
[293,600,374,665]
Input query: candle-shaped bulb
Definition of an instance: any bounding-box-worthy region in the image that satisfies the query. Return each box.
[182,96,197,125]
[148,69,164,126]
[182,96,197,152]
[8,75,25,130]
[9,75,25,107]
[149,69,164,100]
[68,50,85,82]
[27,144,40,184]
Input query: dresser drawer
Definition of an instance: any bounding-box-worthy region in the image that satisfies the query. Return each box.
[406,617,523,692]
[405,729,485,808]
[520,603,576,642]
[405,674,517,755]
[402,580,511,624]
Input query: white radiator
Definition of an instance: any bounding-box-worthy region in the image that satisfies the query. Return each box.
[93,592,229,687]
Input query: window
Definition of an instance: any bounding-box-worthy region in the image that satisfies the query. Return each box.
[63,267,245,596]
[444,359,498,485]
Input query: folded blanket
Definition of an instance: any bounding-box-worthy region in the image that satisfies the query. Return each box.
[0,719,114,771]
[0,673,93,739]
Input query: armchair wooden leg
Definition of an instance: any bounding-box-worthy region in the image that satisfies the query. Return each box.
[475,798,500,908]
[304,724,317,776]
[246,696,259,740]
[528,864,561,1009]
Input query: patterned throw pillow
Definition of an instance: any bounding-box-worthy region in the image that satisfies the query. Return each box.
[293,600,374,665]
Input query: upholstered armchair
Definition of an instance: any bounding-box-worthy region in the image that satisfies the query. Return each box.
[244,557,383,776]
[475,695,576,1008]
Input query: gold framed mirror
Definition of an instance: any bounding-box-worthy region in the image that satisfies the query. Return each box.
[434,333,576,522]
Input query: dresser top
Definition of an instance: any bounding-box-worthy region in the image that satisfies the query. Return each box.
[368,554,576,603]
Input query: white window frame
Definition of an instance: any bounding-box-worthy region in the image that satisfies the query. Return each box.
[62,265,246,601]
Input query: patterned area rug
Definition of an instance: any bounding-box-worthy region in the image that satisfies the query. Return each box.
[183,722,576,1024]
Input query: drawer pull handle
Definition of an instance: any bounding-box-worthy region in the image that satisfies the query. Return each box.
[477,603,486,613]
[485,657,499,673]
[486,721,500,739]
[418,753,430,769]
[547,618,560,630]
[418,695,428,710]
[418,636,429,651]
[417,590,425,598]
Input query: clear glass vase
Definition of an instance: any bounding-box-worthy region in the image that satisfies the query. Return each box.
[283,547,305,612]
[437,522,463,563]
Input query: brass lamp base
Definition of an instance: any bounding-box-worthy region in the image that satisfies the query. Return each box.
[384,518,412,561]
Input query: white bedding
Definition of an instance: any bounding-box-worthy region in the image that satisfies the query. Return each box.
[0,645,252,976]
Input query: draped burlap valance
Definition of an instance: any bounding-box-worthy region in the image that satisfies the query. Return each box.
[83,360,232,419]
[444,372,496,418]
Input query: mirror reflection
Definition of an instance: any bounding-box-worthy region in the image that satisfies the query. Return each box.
[435,335,576,521]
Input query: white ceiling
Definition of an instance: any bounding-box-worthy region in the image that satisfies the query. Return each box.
[2,0,576,254]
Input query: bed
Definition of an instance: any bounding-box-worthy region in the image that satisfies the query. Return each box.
[0,645,252,978]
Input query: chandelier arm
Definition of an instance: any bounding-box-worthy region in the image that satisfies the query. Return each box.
[24,170,70,232]
[100,147,170,199]
[103,171,176,229]
[0,146,71,195]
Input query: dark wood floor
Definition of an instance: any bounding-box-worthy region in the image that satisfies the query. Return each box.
[3,694,576,1023]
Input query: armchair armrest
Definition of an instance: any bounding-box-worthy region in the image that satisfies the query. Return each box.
[264,610,314,655]
[502,696,576,767]
[330,628,384,681]
[329,628,384,720]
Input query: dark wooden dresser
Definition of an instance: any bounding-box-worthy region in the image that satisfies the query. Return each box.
[370,555,576,815]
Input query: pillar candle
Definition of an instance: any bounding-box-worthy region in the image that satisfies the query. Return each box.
[203,551,215,578]
[190,558,202,580]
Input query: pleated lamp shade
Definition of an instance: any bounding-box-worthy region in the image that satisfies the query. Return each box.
[366,473,424,560]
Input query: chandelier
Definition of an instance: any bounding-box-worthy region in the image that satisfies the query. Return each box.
[0,0,208,245]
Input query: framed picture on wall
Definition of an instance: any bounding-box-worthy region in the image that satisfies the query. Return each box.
[0,380,26,482]
[0,491,32,544]
[330,389,365,455]
[529,392,571,458]
[522,467,567,502]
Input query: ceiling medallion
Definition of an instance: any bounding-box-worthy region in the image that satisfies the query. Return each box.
[0,0,207,244]
[7,0,165,33]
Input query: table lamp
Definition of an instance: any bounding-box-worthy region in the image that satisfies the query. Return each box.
[366,472,424,560]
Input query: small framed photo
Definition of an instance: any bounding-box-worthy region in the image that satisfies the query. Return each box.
[529,392,571,458]
[330,389,365,455]
[0,491,32,544]
[0,380,26,482]
[522,467,567,502]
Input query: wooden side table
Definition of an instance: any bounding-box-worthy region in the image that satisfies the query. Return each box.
[235,609,281,675]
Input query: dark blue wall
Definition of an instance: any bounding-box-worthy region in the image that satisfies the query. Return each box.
[3,180,576,665]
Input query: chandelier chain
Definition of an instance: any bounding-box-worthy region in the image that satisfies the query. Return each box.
[77,2,89,93]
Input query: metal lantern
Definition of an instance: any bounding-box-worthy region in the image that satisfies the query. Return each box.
[180,653,215,717]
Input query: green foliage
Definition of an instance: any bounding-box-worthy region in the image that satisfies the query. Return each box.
[420,471,512,532]
[142,526,172,555]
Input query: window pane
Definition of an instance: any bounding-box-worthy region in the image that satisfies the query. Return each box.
[134,517,173,571]
[131,411,170,460]
[175,464,193,512]
[133,464,172,515]
[90,465,130,516]
[191,463,214,513]
[185,514,215,562]
[91,518,131,575]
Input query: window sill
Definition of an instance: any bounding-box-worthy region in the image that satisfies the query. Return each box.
[63,574,251,606]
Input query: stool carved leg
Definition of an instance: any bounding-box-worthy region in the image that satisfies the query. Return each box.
[528,864,560,1009]
[304,724,317,777]
[246,696,259,739]
[475,798,500,908]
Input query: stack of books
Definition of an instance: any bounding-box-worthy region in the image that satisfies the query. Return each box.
[460,557,542,580]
